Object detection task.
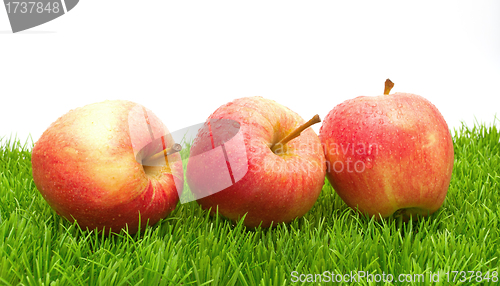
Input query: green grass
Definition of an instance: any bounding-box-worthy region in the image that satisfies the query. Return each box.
[1,119,499,286]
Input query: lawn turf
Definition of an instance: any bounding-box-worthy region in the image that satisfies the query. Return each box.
[0,120,499,286]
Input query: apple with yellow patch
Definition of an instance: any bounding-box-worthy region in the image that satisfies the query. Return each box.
[31,100,182,234]
[186,96,326,227]
[319,80,454,219]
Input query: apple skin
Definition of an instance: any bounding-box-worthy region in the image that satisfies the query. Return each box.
[319,92,454,219]
[31,100,182,234]
[186,96,326,228]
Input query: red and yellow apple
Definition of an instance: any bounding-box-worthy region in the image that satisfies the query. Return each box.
[186,96,326,227]
[319,80,454,219]
[31,100,182,234]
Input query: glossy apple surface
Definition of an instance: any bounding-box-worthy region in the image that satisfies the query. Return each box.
[319,90,454,219]
[31,100,182,234]
[186,96,326,227]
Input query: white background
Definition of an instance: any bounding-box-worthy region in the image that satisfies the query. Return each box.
[1,0,499,145]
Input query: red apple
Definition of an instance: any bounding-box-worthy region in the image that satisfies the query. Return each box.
[186,97,326,227]
[31,100,182,234]
[319,80,454,219]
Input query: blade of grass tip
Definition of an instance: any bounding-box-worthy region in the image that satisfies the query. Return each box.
[215,205,219,230]
[52,257,80,286]
[242,264,259,286]
[136,212,142,237]
[122,223,138,247]
[204,206,214,225]
[199,279,215,286]
[232,213,247,235]
[274,266,282,286]
[20,253,36,286]
[131,279,145,286]
[226,263,243,286]
[172,269,195,286]
[191,260,201,286]
[0,277,14,286]
[210,263,220,286]
[115,265,144,286]
[237,271,250,286]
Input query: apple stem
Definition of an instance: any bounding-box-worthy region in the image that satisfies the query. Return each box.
[142,143,182,165]
[271,114,321,154]
[384,79,394,95]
